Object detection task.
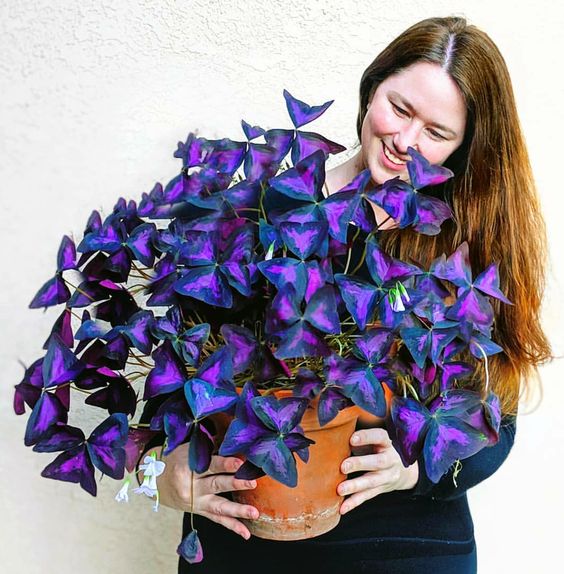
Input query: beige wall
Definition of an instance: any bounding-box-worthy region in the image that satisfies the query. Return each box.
[2,1,562,572]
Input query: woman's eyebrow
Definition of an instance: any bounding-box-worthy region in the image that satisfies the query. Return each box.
[389,90,458,137]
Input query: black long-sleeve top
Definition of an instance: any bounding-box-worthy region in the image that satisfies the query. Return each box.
[178,416,516,573]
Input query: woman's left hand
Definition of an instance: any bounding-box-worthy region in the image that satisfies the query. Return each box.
[337,428,419,515]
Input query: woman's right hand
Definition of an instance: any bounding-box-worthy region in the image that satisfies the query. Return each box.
[153,443,260,540]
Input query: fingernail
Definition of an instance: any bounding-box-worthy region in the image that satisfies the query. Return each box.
[246,480,256,488]
[351,434,360,445]
[248,509,258,519]
[342,462,350,473]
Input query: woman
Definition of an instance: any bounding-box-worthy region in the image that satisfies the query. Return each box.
[152,16,551,573]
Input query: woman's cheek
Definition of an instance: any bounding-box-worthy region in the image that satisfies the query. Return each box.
[368,108,384,133]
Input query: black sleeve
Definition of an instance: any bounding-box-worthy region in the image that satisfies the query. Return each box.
[410,415,517,501]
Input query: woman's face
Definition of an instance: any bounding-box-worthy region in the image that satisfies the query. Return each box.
[360,61,467,185]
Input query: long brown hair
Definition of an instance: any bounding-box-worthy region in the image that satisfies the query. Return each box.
[357,17,551,415]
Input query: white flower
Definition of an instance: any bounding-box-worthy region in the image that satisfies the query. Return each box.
[139,453,166,478]
[389,282,410,312]
[397,281,410,303]
[265,241,275,261]
[134,482,157,498]
[133,451,166,511]
[388,288,405,312]
[115,477,131,503]
[133,479,162,511]
[391,296,405,312]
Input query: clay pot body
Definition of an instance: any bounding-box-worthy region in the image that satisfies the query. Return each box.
[230,393,362,541]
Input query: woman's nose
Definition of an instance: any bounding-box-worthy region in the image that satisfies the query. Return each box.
[392,124,421,155]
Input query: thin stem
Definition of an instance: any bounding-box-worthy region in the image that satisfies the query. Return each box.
[131,261,152,280]
[473,342,490,394]
[126,370,149,379]
[127,283,148,290]
[127,357,152,370]
[343,226,361,275]
[348,227,376,277]
[128,352,153,368]
[129,350,152,359]
[69,309,83,321]
[190,471,195,531]
[259,183,268,222]
[51,381,93,395]
[347,214,394,275]
[452,459,463,487]
[405,380,420,401]
[376,214,392,231]
[63,278,96,303]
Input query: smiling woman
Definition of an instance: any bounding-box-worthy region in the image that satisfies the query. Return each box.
[335,61,468,186]
[163,15,551,574]
[325,60,468,230]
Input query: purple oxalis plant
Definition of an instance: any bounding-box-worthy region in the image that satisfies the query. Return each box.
[15,89,510,564]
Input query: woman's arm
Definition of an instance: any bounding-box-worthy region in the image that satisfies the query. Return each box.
[337,415,516,513]
[410,415,517,501]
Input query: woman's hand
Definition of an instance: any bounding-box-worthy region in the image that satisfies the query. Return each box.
[337,428,419,515]
[153,443,260,540]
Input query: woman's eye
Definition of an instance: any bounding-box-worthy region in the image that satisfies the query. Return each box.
[428,129,446,141]
[391,103,409,116]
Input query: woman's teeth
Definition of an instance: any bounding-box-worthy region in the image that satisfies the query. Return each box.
[383,144,406,165]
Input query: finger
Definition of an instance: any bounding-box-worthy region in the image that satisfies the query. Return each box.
[200,510,255,540]
[204,474,257,495]
[200,495,260,540]
[340,487,382,515]
[350,428,392,448]
[337,471,387,496]
[341,451,394,474]
[206,455,244,475]
[204,495,260,521]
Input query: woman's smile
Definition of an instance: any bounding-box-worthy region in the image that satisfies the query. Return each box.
[380,141,408,170]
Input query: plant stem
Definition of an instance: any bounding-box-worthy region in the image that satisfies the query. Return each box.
[472,342,490,395]
[129,351,152,367]
[404,380,420,401]
[343,226,361,275]
[348,215,392,276]
[131,261,152,280]
[63,278,96,303]
[190,471,195,531]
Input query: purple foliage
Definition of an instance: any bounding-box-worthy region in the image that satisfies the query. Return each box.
[18,90,510,511]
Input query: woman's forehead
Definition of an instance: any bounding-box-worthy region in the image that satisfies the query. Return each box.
[375,62,467,134]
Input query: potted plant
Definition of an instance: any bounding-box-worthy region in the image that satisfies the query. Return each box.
[14,90,508,564]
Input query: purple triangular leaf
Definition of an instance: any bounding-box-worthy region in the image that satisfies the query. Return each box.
[24,391,68,446]
[177,530,204,564]
[283,89,334,129]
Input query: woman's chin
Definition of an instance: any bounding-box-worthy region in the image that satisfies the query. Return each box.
[368,164,404,186]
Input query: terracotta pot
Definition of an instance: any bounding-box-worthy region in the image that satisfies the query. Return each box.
[223,390,362,541]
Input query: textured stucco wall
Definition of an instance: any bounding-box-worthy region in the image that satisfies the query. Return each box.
[2,1,563,573]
